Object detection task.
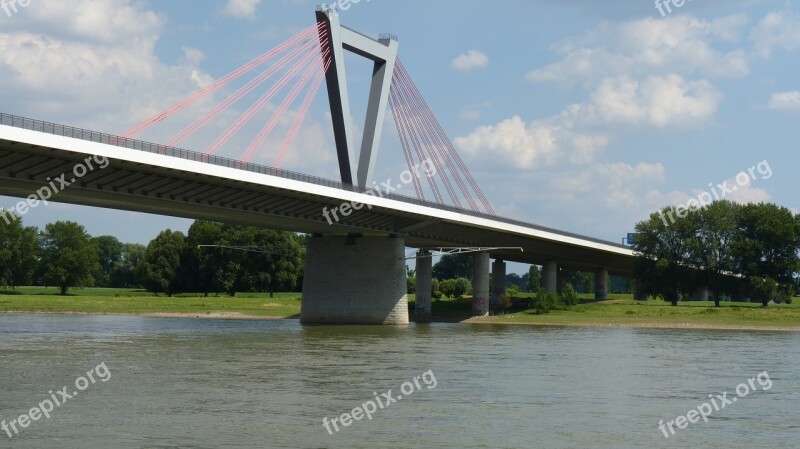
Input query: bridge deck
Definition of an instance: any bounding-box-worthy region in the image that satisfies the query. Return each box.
[0,113,635,275]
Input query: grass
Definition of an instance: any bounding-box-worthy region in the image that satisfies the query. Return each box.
[2,287,799,330]
[0,287,301,318]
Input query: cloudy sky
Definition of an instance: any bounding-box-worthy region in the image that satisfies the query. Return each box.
[0,0,797,260]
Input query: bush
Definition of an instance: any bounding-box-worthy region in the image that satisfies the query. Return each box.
[431,278,442,300]
[500,293,512,314]
[528,288,558,314]
[440,279,456,298]
[560,283,579,307]
[454,277,470,298]
[506,284,521,298]
[748,276,778,307]
[407,277,416,295]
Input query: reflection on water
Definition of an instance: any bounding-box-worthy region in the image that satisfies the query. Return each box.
[0,314,798,448]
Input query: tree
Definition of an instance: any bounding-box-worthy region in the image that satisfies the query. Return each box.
[439,279,456,298]
[39,221,99,295]
[92,235,124,287]
[432,254,473,280]
[431,278,442,300]
[184,220,224,295]
[560,283,579,307]
[574,272,593,293]
[0,211,38,287]
[686,201,738,307]
[407,276,416,294]
[141,230,187,296]
[529,288,557,314]
[505,273,525,291]
[454,277,470,298]
[748,276,778,307]
[110,243,146,288]
[527,265,542,292]
[731,203,800,299]
[633,206,696,305]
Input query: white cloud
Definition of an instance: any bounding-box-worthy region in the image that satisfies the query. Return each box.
[766,90,800,111]
[222,0,262,19]
[751,11,800,58]
[583,75,723,127]
[456,73,720,170]
[455,116,559,169]
[451,50,489,71]
[526,15,750,85]
[0,1,215,133]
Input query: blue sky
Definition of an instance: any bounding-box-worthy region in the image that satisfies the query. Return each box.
[0,0,798,272]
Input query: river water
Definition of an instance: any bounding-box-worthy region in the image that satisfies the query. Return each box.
[0,314,798,448]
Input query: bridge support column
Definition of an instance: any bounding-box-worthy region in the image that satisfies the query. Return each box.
[556,267,566,293]
[415,250,432,323]
[491,259,506,314]
[300,235,408,325]
[543,261,557,293]
[472,252,490,316]
[691,288,709,301]
[595,268,608,300]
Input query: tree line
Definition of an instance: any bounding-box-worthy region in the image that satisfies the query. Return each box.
[633,201,800,306]
[0,213,304,296]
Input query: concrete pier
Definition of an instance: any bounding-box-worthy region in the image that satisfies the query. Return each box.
[543,261,557,293]
[691,288,709,301]
[415,250,432,322]
[595,268,608,300]
[491,259,506,314]
[472,252,490,316]
[300,235,408,325]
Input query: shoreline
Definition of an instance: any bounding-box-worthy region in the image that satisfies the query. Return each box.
[3,310,799,331]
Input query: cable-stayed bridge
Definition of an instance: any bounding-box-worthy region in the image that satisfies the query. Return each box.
[0,9,635,324]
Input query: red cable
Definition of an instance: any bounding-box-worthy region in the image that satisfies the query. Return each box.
[396,64,478,211]
[390,74,444,204]
[239,46,331,162]
[165,39,319,147]
[388,91,424,199]
[120,23,322,138]
[273,56,331,168]
[393,68,456,206]
[206,44,325,156]
[396,60,496,215]
[391,77,443,203]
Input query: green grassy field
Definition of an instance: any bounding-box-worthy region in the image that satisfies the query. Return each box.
[0,287,302,318]
[1,287,798,329]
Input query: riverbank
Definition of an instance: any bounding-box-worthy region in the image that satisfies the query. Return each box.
[1,287,798,331]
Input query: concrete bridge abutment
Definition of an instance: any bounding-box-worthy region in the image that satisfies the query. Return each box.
[300,235,409,325]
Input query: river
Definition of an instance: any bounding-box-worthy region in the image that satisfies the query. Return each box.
[0,314,798,448]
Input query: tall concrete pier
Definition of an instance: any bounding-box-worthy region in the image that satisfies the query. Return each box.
[300,235,408,324]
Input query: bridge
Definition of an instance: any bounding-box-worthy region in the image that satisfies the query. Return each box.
[0,9,636,325]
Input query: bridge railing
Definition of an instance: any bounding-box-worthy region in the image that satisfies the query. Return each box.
[0,112,627,249]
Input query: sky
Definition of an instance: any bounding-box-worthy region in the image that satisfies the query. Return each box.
[0,0,798,272]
